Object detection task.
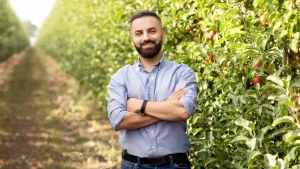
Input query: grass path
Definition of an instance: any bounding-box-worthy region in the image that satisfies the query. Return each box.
[0,47,120,169]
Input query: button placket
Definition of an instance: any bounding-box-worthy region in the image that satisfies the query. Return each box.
[148,72,154,99]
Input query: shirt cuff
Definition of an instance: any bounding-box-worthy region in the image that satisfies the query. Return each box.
[111,110,127,130]
[179,97,195,116]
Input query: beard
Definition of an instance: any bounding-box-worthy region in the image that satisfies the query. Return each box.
[134,38,163,59]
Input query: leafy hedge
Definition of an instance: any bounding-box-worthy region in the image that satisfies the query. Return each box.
[0,0,29,62]
[36,0,300,168]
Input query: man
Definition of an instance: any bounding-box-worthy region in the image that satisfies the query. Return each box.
[107,10,197,169]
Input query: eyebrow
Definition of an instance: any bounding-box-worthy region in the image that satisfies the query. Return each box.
[134,27,157,33]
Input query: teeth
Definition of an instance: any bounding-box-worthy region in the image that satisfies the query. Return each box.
[143,43,153,46]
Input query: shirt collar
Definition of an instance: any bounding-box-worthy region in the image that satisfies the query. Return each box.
[136,55,166,71]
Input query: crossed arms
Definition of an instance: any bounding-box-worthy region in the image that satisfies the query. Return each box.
[116,88,188,131]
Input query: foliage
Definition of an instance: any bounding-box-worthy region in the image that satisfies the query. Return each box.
[0,0,29,62]
[36,0,300,168]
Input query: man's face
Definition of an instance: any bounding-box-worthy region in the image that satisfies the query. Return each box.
[130,16,165,59]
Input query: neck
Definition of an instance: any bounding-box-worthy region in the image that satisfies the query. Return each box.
[140,51,163,72]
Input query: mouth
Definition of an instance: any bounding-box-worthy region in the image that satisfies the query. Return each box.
[141,42,155,48]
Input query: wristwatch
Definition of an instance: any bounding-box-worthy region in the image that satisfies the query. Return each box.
[139,100,148,116]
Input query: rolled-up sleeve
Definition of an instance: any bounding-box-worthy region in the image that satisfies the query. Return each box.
[107,69,128,130]
[177,65,198,116]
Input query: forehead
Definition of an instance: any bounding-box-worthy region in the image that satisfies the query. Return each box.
[130,16,162,32]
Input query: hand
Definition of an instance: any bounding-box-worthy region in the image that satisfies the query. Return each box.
[167,88,186,100]
[127,98,143,113]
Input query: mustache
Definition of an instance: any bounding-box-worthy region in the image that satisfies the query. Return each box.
[141,40,155,46]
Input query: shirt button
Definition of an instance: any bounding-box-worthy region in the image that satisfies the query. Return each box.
[152,146,155,148]
[151,130,153,133]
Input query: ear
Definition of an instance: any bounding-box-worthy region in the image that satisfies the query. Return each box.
[129,34,134,46]
[162,30,167,42]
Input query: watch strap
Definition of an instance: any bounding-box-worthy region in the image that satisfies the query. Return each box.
[139,100,148,115]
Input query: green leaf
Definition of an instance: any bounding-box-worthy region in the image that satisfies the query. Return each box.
[265,153,277,167]
[292,165,300,169]
[280,30,288,38]
[267,75,284,87]
[272,21,282,32]
[271,125,294,138]
[231,135,250,143]
[228,93,238,106]
[261,38,268,50]
[290,32,299,53]
[290,79,300,88]
[283,131,300,143]
[261,104,275,111]
[277,158,285,169]
[205,157,218,166]
[229,26,244,35]
[284,146,299,163]
[259,125,273,141]
[248,151,262,168]
[272,116,295,127]
[235,118,254,135]
[246,138,256,151]
[278,0,284,9]
[254,0,264,6]
[267,2,274,12]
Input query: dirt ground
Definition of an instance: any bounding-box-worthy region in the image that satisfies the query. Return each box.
[0,47,121,169]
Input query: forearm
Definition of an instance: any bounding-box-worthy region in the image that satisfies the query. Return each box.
[145,100,189,121]
[116,111,160,131]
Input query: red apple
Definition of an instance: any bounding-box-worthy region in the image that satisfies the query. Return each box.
[257,10,268,27]
[204,54,214,62]
[252,63,259,69]
[295,97,300,105]
[242,7,249,13]
[259,10,265,15]
[260,16,269,27]
[192,34,199,39]
[187,25,192,33]
[206,30,216,40]
[252,76,261,84]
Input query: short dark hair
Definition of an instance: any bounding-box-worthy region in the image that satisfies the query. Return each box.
[130,10,162,26]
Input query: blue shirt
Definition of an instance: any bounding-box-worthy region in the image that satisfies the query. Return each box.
[107,55,197,157]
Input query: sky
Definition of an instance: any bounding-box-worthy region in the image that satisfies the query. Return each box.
[8,0,56,28]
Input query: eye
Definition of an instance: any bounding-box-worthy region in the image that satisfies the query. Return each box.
[135,31,142,37]
[149,29,156,34]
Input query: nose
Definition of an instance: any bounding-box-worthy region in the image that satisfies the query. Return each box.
[142,32,150,41]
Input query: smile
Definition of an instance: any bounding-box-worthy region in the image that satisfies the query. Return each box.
[142,43,155,48]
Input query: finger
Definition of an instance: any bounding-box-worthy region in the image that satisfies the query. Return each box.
[168,88,182,99]
[172,89,187,99]
[172,88,185,96]
[172,88,184,95]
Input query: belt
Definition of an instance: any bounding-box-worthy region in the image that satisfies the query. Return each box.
[122,150,190,165]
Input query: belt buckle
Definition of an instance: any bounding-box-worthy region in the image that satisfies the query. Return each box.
[156,156,167,165]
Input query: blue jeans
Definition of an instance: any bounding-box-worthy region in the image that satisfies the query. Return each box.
[121,159,190,169]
